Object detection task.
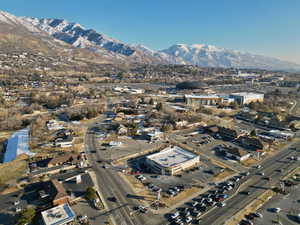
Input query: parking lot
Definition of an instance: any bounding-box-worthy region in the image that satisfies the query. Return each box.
[164,173,250,225]
[92,134,163,162]
[120,149,236,214]
[255,181,300,225]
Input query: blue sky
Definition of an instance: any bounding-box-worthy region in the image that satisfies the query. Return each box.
[2,0,300,64]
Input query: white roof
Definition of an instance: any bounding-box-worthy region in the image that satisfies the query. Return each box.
[3,128,35,163]
[185,94,220,99]
[231,92,264,97]
[146,146,198,168]
[41,204,76,225]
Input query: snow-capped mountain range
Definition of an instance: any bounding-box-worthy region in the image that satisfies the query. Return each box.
[1,10,300,71]
[160,44,300,71]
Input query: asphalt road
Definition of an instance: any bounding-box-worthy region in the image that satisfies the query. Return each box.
[85,126,163,225]
[199,145,300,225]
[86,131,140,225]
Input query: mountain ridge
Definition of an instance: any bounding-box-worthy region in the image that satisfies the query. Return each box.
[160,44,300,71]
[1,10,300,71]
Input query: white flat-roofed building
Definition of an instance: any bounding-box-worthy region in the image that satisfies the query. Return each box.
[185,94,235,106]
[229,92,264,105]
[41,204,76,225]
[145,146,200,175]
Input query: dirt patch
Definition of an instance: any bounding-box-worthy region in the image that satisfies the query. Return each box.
[209,158,238,173]
[213,168,235,182]
[240,157,259,167]
[120,173,156,202]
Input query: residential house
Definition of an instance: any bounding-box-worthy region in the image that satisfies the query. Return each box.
[46,179,70,206]
[54,136,74,148]
[47,153,81,168]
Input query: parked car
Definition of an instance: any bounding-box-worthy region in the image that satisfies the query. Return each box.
[170,211,180,219]
[252,212,263,218]
[240,219,253,225]
[183,216,192,224]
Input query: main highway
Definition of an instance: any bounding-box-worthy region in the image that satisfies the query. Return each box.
[200,142,300,225]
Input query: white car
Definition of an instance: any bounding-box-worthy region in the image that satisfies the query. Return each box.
[184,216,192,223]
[273,208,281,213]
[171,211,180,219]
[254,212,263,218]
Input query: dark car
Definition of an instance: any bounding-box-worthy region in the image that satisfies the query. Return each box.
[108,196,117,202]
[245,214,255,220]
[240,191,251,195]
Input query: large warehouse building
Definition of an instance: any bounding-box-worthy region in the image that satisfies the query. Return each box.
[145,146,200,175]
[229,92,264,105]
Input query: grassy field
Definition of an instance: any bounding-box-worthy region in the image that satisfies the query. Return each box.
[0,159,27,190]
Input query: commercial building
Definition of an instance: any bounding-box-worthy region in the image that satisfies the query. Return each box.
[145,146,200,175]
[185,94,223,106]
[229,92,264,105]
[215,144,250,161]
[185,94,236,107]
[223,146,250,161]
[41,204,76,225]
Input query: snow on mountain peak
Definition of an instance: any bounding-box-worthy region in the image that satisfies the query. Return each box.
[160,43,300,70]
[0,11,41,33]
[1,10,300,71]
[24,17,137,56]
